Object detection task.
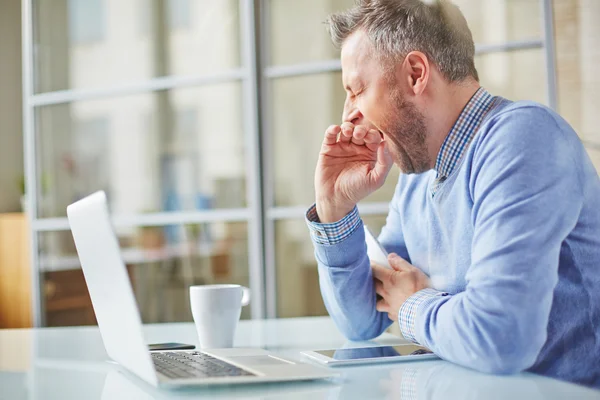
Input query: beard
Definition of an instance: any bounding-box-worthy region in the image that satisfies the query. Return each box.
[380,89,431,174]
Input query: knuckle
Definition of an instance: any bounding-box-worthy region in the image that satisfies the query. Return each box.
[390,271,399,286]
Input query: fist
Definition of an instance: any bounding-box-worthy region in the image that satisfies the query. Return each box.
[315,122,393,223]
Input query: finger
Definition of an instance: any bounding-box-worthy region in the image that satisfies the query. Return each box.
[364,129,383,151]
[339,122,354,143]
[323,125,341,145]
[369,140,394,187]
[376,298,389,313]
[371,263,393,281]
[351,125,367,145]
[388,253,410,272]
[374,279,387,297]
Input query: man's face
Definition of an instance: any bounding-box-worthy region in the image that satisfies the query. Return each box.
[341,31,431,174]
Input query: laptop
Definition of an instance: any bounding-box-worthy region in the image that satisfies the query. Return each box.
[67,191,337,388]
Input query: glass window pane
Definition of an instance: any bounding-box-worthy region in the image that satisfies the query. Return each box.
[554,0,600,146]
[34,0,240,93]
[267,0,541,67]
[271,72,398,207]
[275,215,387,318]
[267,0,355,66]
[452,0,541,45]
[39,222,250,326]
[475,49,547,105]
[36,82,245,218]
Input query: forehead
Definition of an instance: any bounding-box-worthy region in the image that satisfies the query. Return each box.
[341,31,372,81]
[340,31,378,84]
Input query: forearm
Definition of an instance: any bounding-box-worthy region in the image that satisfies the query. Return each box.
[306,205,391,340]
[399,211,565,373]
[315,225,392,340]
[402,282,552,374]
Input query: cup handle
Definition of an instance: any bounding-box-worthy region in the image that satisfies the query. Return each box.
[241,286,251,307]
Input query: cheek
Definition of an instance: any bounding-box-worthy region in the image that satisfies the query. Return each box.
[358,94,385,127]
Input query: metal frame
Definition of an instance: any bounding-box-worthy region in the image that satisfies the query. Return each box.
[30,70,246,107]
[262,39,546,80]
[258,0,278,318]
[541,0,558,110]
[239,0,266,319]
[32,209,252,232]
[475,39,544,56]
[23,0,561,324]
[264,59,342,79]
[22,0,43,327]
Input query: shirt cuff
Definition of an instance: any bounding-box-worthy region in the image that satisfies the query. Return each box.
[399,288,450,343]
[305,204,361,245]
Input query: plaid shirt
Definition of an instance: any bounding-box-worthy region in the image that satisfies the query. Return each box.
[306,205,361,245]
[431,87,497,195]
[306,87,498,343]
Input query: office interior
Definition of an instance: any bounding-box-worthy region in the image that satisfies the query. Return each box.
[0,0,598,331]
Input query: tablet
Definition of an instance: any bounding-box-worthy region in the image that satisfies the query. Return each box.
[302,344,438,367]
[364,225,391,269]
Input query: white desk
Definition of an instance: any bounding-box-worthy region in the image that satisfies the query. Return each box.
[0,317,598,399]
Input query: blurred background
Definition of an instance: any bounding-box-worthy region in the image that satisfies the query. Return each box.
[0,0,598,328]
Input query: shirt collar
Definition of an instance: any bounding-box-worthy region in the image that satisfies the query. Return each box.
[434,87,495,181]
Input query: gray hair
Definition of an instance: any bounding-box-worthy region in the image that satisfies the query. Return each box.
[326,0,479,82]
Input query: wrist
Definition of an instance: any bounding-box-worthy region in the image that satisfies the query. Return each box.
[315,200,355,223]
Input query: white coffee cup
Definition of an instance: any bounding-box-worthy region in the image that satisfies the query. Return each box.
[189,284,250,349]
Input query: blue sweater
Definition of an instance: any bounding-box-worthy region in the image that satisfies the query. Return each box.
[312,100,600,387]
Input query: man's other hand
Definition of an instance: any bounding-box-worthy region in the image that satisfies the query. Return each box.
[372,253,431,321]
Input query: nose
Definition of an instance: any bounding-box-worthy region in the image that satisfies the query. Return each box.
[342,97,364,125]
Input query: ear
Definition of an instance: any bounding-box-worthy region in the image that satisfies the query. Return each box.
[403,51,429,96]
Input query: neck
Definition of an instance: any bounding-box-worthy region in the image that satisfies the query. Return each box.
[425,80,481,169]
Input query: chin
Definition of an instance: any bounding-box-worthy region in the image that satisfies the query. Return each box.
[395,160,415,174]
[389,142,431,174]
[395,157,431,175]
[392,152,414,174]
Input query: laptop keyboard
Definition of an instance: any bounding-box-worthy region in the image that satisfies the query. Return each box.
[151,351,255,380]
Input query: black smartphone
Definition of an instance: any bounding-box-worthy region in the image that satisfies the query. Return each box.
[148,342,195,351]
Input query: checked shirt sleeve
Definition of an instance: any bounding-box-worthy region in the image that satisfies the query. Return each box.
[399,288,450,343]
[305,204,361,245]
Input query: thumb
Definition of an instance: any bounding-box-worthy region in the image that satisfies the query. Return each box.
[370,141,393,187]
[388,253,405,271]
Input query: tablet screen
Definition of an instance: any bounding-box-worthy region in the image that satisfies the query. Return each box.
[315,345,433,360]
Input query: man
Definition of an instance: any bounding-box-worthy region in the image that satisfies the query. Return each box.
[305,0,600,388]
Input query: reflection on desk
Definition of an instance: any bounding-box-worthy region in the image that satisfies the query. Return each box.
[98,360,600,400]
[101,368,339,400]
